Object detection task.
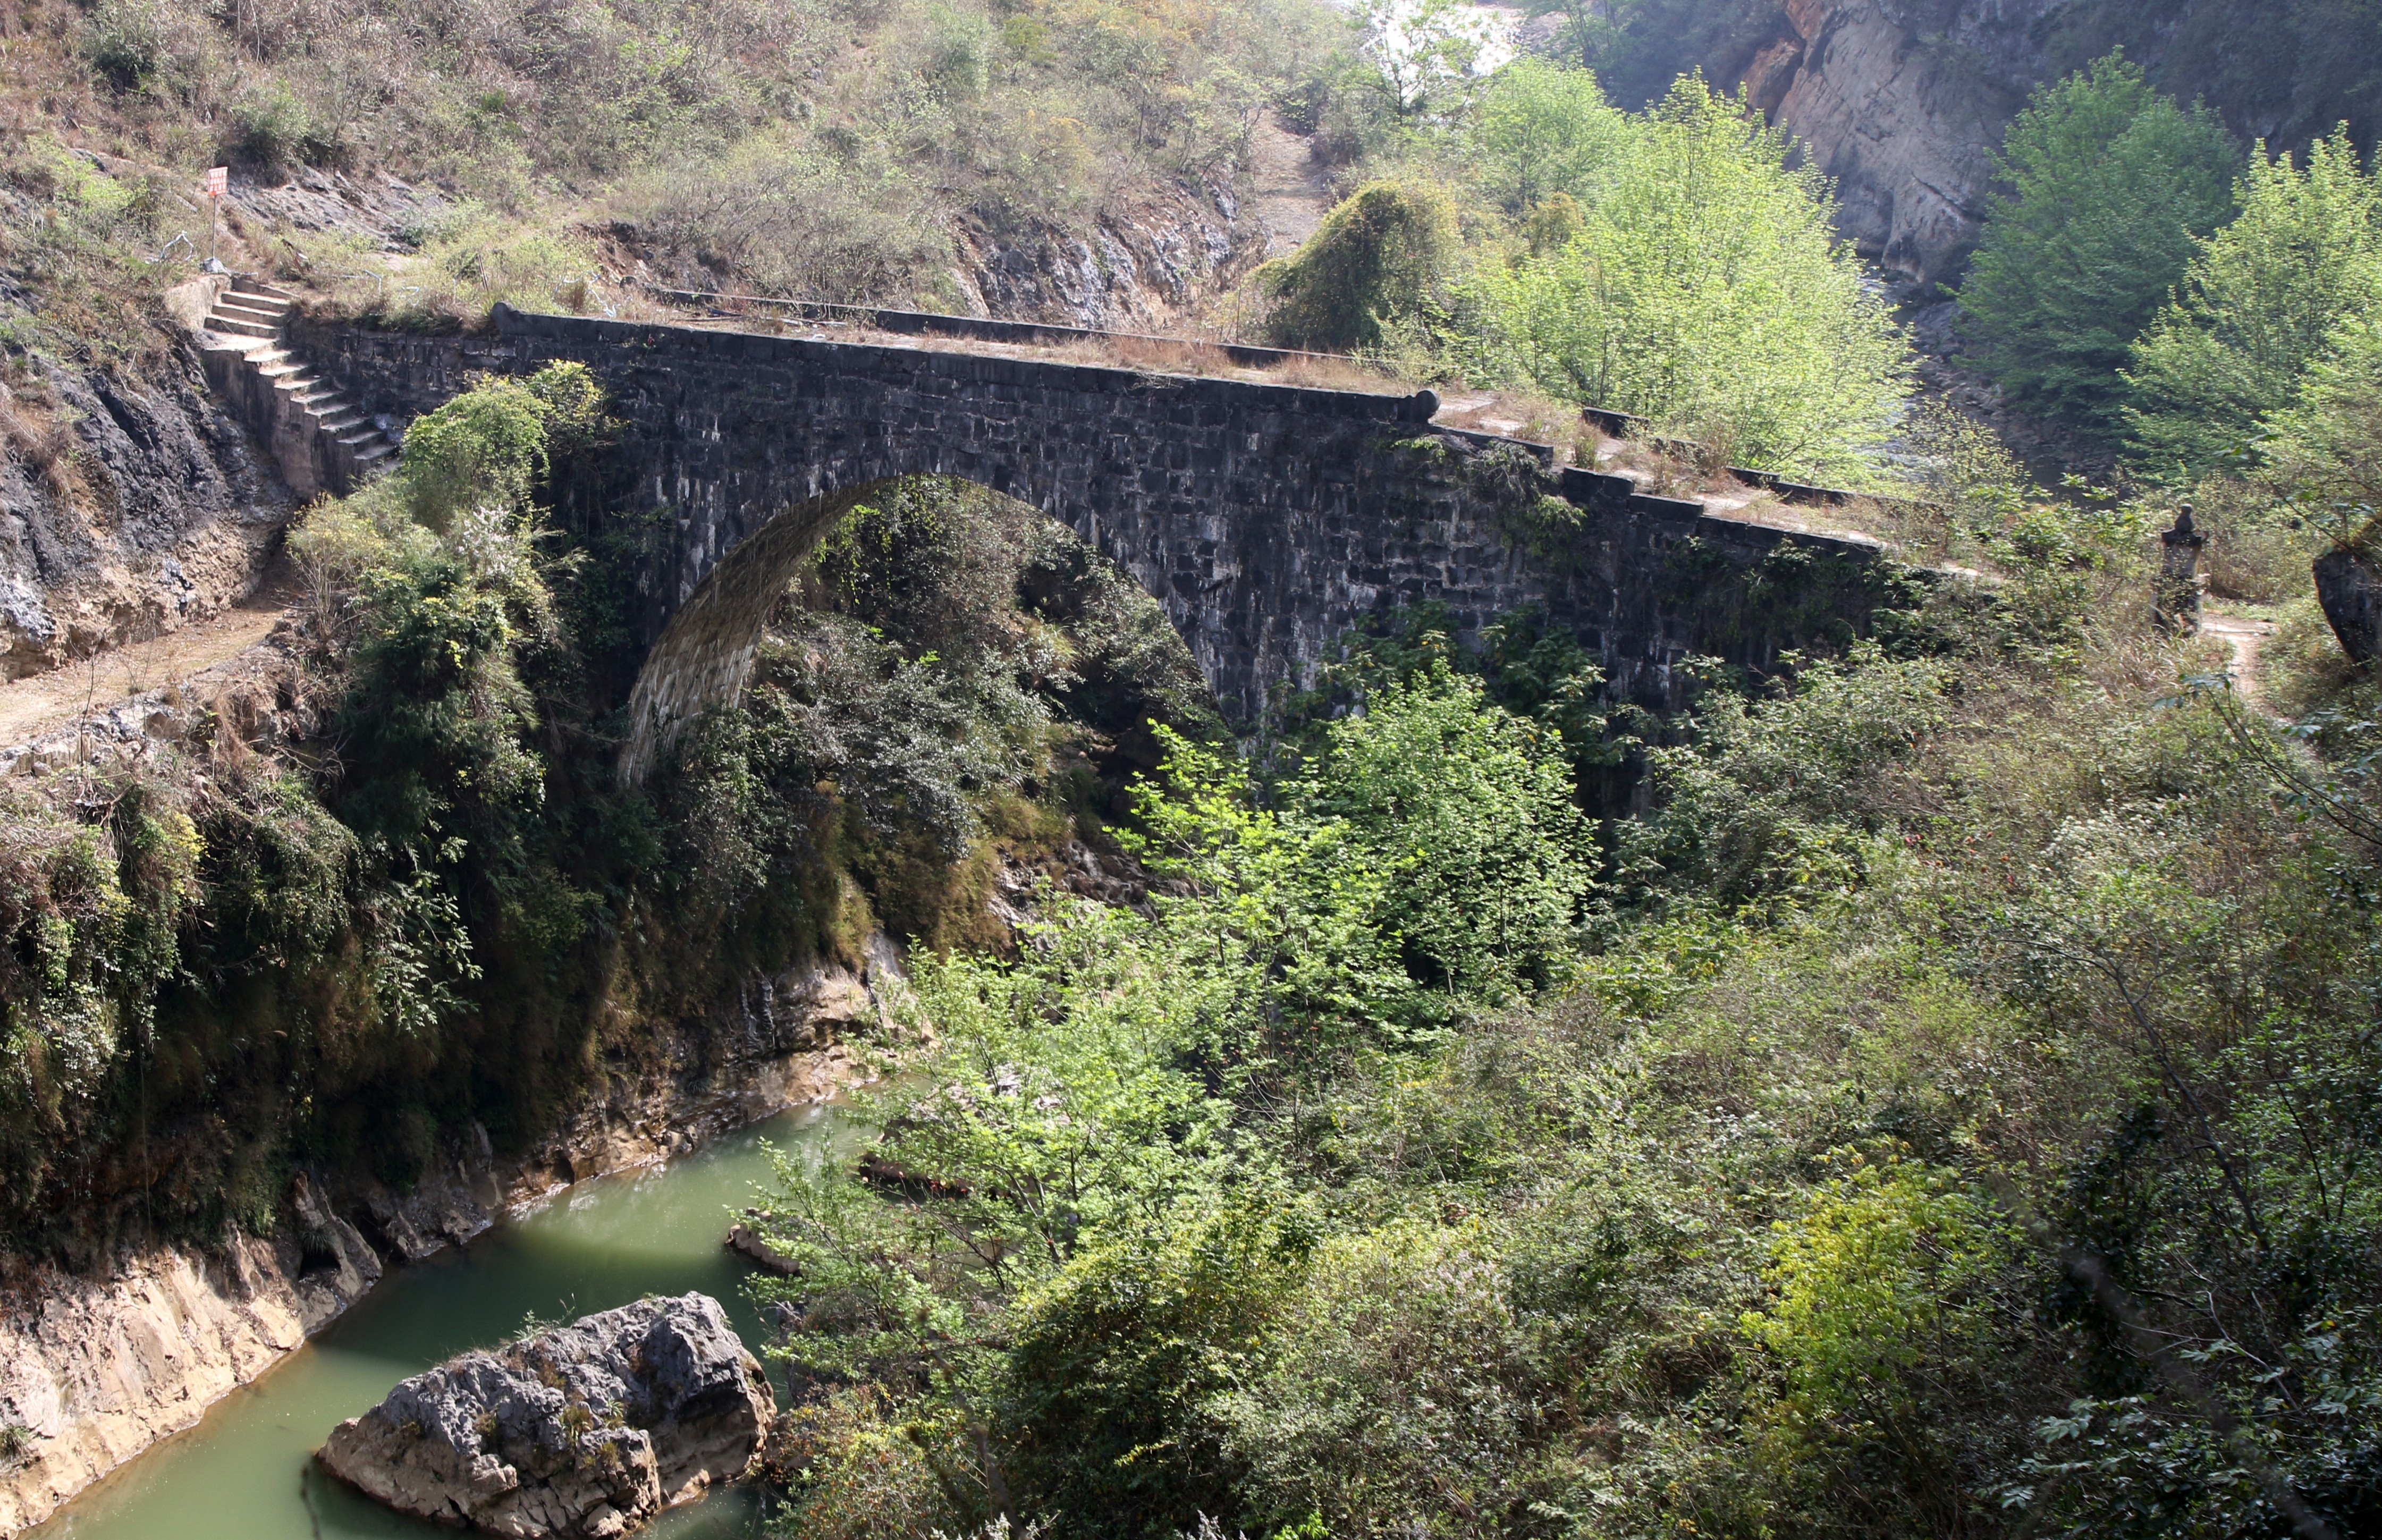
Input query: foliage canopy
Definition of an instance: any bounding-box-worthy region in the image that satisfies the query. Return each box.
[1957,52,2241,434]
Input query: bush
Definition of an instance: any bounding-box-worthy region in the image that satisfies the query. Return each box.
[1219,1220,1541,1539]
[227,80,335,171]
[1956,52,2240,435]
[1256,180,1458,351]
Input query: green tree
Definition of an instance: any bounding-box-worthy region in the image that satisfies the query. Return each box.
[1956,52,2240,434]
[1341,0,1493,125]
[1300,664,1592,1001]
[2260,301,2382,538]
[1465,75,1912,480]
[2123,128,2382,479]
[1465,56,1632,217]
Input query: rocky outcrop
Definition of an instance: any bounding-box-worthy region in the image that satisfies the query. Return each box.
[1754,0,2019,284]
[0,941,891,1538]
[0,308,293,682]
[2315,546,2382,664]
[0,1177,380,1537]
[956,182,1253,331]
[320,1293,774,1538]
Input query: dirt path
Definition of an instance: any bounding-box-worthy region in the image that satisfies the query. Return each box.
[1246,113,1332,258]
[0,565,300,748]
[2202,610,2278,714]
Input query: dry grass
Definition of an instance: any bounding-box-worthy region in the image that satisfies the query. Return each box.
[1432,385,1595,458]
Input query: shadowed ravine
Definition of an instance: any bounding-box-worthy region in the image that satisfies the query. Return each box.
[32,1105,865,1540]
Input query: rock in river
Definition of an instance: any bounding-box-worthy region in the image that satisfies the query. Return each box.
[319,1292,775,1538]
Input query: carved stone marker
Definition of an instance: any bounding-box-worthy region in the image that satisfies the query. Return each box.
[2156,504,2207,634]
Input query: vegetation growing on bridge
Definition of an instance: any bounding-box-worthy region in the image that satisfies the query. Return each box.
[0,371,1219,1255]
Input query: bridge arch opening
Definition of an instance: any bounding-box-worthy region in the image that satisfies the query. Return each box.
[619,475,1224,789]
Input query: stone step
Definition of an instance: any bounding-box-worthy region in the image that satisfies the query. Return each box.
[216,293,288,319]
[204,272,396,498]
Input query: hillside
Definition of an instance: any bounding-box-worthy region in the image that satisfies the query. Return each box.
[0,0,1338,677]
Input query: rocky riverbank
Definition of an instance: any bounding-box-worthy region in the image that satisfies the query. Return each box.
[0,949,893,1539]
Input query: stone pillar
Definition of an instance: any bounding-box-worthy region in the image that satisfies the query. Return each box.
[2155,504,2206,634]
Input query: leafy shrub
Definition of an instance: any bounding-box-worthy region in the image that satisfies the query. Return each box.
[1220,1220,1541,1538]
[227,80,335,171]
[1256,180,1458,352]
[1464,75,1913,480]
[1300,664,1593,1000]
[1739,1152,2013,1443]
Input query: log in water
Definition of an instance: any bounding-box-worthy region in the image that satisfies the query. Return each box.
[34,1103,863,1540]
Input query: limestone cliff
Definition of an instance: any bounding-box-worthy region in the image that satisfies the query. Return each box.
[0,952,885,1538]
[1744,0,2027,285]
[0,328,294,683]
[0,1176,380,1537]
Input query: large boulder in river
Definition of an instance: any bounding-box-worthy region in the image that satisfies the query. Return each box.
[319,1292,775,1538]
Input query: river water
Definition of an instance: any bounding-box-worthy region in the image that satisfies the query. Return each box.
[33,1103,865,1540]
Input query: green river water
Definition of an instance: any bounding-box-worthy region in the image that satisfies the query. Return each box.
[34,1102,865,1540]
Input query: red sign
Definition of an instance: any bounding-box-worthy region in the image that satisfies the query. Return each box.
[205,166,227,197]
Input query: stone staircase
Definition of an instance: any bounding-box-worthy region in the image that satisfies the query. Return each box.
[195,277,398,498]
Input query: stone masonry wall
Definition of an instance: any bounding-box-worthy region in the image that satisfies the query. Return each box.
[291,307,1911,776]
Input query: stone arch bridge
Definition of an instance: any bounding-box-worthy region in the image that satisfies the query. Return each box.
[291,306,1905,782]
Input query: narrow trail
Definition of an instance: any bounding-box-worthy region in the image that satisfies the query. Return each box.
[0,564,299,749]
[2202,610,2279,716]
[1245,112,1332,258]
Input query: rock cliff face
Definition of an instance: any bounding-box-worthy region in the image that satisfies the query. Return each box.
[1653,0,2382,287]
[953,182,1253,332]
[0,326,293,682]
[1748,0,2028,284]
[319,1293,774,1539]
[0,1175,381,1537]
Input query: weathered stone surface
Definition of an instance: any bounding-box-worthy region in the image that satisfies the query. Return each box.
[293,309,1911,784]
[2315,546,2382,664]
[319,1293,774,1538]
